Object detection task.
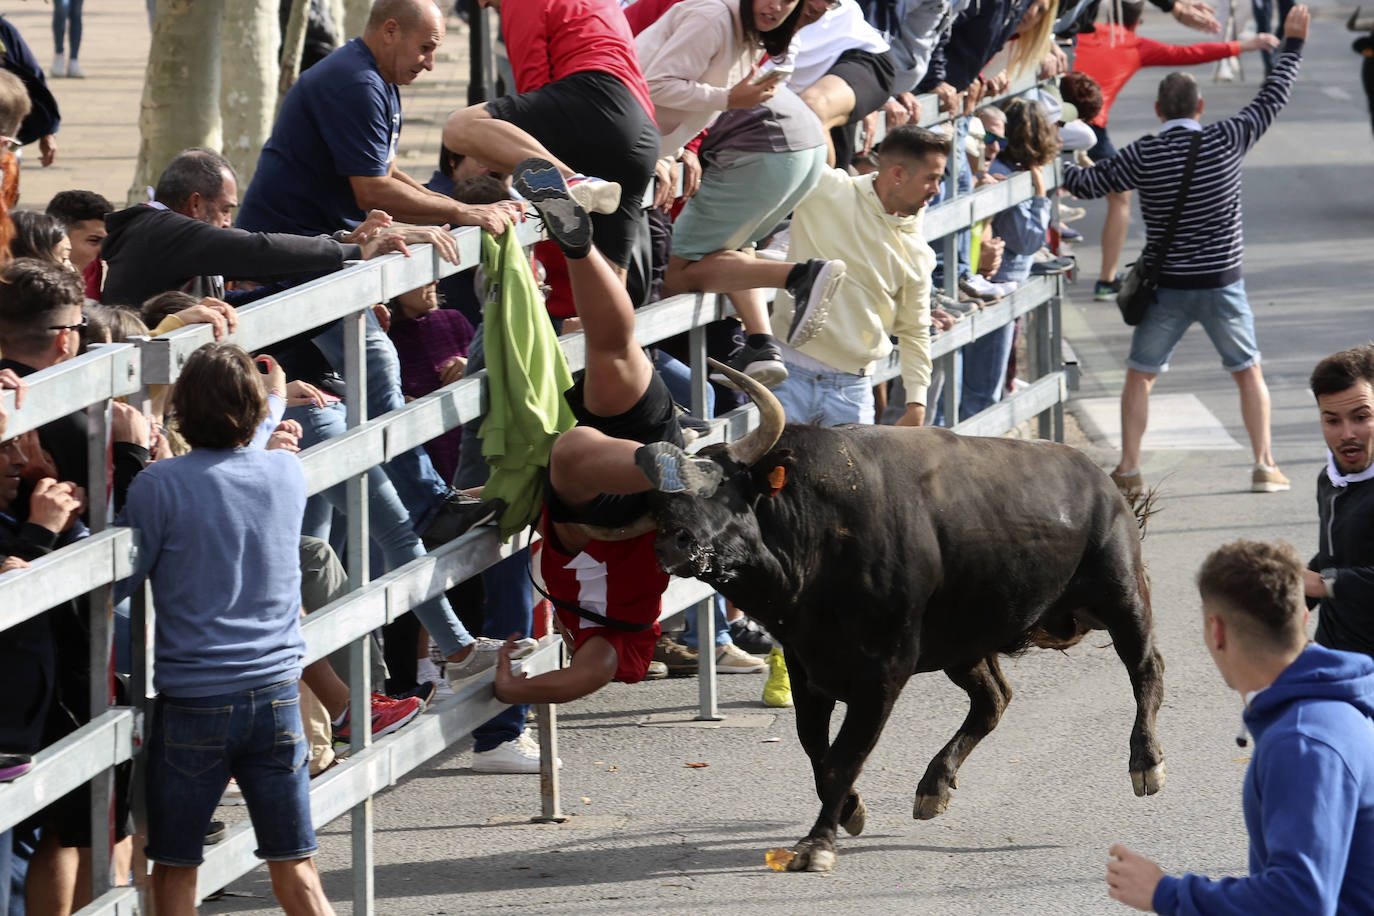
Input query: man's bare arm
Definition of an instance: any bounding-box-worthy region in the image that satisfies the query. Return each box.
[348,174,524,234]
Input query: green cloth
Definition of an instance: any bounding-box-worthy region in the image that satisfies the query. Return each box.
[478,229,576,538]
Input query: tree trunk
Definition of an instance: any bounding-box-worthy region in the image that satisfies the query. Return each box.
[128,0,223,205]
[278,0,311,114]
[343,0,371,42]
[220,0,281,191]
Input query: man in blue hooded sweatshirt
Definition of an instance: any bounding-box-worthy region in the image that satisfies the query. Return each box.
[1106,539,1374,915]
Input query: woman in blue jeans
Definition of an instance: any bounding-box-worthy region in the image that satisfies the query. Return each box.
[51,0,83,77]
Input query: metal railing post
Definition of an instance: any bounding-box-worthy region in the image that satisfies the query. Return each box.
[84,400,114,897]
[689,316,709,419]
[466,0,494,105]
[342,308,374,915]
[695,598,722,721]
[533,695,567,823]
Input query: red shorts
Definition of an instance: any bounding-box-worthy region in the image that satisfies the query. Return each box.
[540,512,667,684]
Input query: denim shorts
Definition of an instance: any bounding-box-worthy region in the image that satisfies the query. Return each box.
[145,680,315,867]
[773,360,875,426]
[1126,279,1261,374]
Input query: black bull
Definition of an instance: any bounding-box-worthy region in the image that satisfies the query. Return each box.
[643,364,1165,873]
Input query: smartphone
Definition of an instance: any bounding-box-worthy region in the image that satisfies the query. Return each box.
[255,356,272,375]
[751,64,793,85]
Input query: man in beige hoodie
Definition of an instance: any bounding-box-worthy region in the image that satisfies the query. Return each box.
[770,124,946,427]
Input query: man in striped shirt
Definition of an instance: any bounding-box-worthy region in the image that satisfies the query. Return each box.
[1062,3,1309,496]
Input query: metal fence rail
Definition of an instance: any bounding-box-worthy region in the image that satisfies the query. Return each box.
[0,72,1074,915]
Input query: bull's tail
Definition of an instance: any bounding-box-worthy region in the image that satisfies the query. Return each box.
[1126,486,1160,540]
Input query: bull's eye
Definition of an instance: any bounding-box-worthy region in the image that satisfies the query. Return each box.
[675,529,694,551]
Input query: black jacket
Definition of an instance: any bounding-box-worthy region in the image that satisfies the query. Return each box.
[100,203,363,307]
[0,510,62,753]
[1311,470,1374,658]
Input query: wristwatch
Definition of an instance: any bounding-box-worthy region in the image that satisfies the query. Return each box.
[1320,567,1338,599]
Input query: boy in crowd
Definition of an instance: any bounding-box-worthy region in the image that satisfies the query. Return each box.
[114,344,335,915]
[45,189,111,300]
[1106,540,1374,914]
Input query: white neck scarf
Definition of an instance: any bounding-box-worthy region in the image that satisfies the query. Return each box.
[1326,451,1374,488]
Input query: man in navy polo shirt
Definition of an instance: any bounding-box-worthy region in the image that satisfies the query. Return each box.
[237,0,523,547]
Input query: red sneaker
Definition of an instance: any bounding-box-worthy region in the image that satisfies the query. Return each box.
[333,693,422,747]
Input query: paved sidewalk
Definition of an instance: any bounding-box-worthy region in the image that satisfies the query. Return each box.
[5,0,474,211]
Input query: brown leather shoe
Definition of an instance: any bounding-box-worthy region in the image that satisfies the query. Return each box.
[652,635,699,677]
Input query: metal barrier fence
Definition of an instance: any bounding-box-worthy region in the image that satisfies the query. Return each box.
[0,73,1070,916]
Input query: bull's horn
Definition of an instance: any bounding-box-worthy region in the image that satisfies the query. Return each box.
[1351,7,1374,29]
[707,357,785,467]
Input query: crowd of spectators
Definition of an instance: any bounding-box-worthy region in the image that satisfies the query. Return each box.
[0,0,1335,909]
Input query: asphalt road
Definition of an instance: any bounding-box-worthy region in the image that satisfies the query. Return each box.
[205,9,1372,914]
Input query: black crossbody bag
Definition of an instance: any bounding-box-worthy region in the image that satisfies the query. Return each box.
[1117,131,1203,326]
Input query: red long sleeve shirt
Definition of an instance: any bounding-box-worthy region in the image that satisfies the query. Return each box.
[500,0,657,124]
[1074,24,1240,127]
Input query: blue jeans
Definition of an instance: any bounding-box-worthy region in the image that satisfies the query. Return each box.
[681,594,732,650]
[470,550,534,752]
[773,361,874,426]
[312,310,450,532]
[52,0,82,56]
[291,402,475,658]
[1126,279,1260,375]
[145,680,315,866]
[959,322,1017,420]
[652,349,715,418]
[1250,0,1293,71]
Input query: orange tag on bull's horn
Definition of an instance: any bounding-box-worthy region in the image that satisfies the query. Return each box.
[767,466,787,494]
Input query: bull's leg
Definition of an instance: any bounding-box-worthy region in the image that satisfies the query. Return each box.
[787,680,897,873]
[785,651,866,837]
[1096,568,1167,796]
[913,655,1012,820]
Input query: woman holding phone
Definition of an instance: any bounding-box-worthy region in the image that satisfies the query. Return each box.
[637,0,845,386]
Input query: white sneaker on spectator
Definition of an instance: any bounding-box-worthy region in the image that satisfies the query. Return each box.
[445,636,537,689]
[716,642,768,673]
[50,53,65,77]
[472,731,562,774]
[415,657,452,697]
[566,175,622,214]
[66,59,84,78]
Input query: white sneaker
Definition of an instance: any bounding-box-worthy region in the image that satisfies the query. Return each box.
[566,175,621,215]
[445,636,537,688]
[51,53,65,78]
[415,657,453,697]
[66,58,84,78]
[472,732,562,774]
[515,729,561,767]
[715,642,767,674]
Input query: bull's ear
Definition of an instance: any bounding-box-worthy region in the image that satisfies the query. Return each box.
[750,449,795,498]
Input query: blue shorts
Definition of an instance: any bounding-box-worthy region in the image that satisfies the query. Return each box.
[145,680,315,867]
[1126,279,1261,374]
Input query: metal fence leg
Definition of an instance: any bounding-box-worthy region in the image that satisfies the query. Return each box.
[343,309,374,915]
[84,402,115,899]
[695,598,722,721]
[689,320,709,420]
[1050,281,1066,443]
[533,700,568,823]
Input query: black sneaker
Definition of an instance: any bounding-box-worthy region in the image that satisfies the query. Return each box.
[1031,255,1076,276]
[204,820,227,846]
[513,157,591,259]
[784,259,846,346]
[727,616,777,655]
[1093,276,1122,301]
[634,442,723,496]
[390,680,438,710]
[710,337,788,389]
[421,492,505,549]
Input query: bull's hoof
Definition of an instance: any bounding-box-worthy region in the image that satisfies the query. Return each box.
[1130,761,1167,797]
[786,839,838,873]
[913,785,952,820]
[841,795,867,837]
